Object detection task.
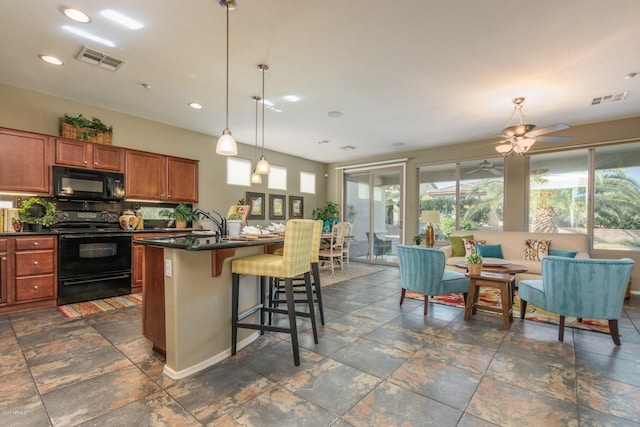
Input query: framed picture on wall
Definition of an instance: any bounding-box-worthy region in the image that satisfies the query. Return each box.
[246,192,265,220]
[269,194,286,220]
[289,196,304,218]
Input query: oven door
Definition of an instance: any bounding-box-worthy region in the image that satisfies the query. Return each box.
[58,233,132,278]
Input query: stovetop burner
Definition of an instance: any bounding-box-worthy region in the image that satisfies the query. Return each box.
[52,210,126,233]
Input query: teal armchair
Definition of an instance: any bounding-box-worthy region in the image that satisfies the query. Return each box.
[519,256,634,345]
[397,245,469,315]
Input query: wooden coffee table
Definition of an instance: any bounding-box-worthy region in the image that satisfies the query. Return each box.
[453,260,528,275]
[464,271,515,330]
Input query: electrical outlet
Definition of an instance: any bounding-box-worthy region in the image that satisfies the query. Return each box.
[164,259,172,277]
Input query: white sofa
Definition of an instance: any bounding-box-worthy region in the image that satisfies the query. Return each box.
[441,230,589,284]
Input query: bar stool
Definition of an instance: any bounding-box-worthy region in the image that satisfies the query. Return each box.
[231,219,317,365]
[270,219,325,324]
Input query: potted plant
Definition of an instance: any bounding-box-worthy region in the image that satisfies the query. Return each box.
[312,201,340,232]
[159,203,197,229]
[18,197,57,231]
[413,235,423,245]
[466,253,483,276]
[59,113,113,144]
[226,211,243,237]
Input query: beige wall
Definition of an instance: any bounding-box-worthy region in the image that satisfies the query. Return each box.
[0,83,328,221]
[328,116,640,292]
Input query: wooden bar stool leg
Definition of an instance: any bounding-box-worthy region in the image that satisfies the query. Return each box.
[284,277,300,366]
[304,272,319,344]
[259,276,266,334]
[231,273,240,355]
[311,262,325,325]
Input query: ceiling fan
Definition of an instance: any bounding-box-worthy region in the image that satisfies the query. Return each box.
[495,97,571,155]
[466,160,502,175]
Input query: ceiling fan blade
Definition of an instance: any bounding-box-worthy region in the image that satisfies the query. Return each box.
[466,169,479,175]
[535,136,571,143]
[526,123,569,137]
[489,168,502,176]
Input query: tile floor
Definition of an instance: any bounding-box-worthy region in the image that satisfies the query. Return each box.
[2,265,640,426]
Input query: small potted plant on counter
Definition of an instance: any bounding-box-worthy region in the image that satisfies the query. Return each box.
[226,211,243,237]
[159,203,197,229]
[18,197,57,231]
[466,253,483,276]
[413,235,423,245]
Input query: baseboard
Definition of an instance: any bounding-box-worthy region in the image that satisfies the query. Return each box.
[162,331,260,380]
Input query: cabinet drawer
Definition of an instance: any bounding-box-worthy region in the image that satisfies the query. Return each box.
[15,275,55,301]
[0,239,7,251]
[15,252,54,276]
[15,237,55,251]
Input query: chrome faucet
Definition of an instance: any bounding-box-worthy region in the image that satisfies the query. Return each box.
[193,209,227,237]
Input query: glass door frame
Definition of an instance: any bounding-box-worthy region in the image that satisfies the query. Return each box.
[341,162,406,264]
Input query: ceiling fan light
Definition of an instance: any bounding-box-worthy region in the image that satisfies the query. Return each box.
[216,129,237,156]
[250,170,263,184]
[256,156,271,174]
[519,138,536,148]
[495,144,513,155]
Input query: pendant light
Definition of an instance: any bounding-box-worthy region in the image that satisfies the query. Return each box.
[250,96,263,184]
[215,0,238,156]
[255,64,271,174]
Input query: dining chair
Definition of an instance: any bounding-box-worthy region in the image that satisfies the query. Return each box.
[341,221,353,265]
[519,256,634,345]
[397,245,469,316]
[231,219,317,365]
[318,221,347,274]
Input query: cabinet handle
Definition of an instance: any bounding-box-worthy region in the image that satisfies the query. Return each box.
[1,256,5,260]
[94,162,98,166]
[84,160,88,164]
[34,285,39,290]
[33,242,39,246]
[33,261,38,265]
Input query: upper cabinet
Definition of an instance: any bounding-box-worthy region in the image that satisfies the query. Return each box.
[55,138,124,172]
[0,128,53,195]
[125,150,198,203]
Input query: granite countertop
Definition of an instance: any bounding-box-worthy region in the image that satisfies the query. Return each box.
[133,234,284,251]
[0,228,199,237]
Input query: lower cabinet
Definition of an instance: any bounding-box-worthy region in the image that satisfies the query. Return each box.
[0,235,57,314]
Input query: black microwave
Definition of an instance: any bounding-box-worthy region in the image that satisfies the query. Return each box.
[53,166,125,201]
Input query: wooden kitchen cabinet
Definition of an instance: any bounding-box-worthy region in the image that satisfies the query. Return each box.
[0,236,57,314]
[132,232,170,294]
[125,149,198,202]
[0,239,7,306]
[0,128,53,195]
[14,236,56,303]
[55,138,124,172]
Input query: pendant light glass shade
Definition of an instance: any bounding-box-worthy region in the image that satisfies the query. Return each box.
[250,171,262,184]
[215,0,237,156]
[257,64,271,174]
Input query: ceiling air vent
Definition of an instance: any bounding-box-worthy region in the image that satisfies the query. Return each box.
[590,91,629,105]
[76,46,125,71]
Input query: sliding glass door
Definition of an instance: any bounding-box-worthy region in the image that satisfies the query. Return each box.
[344,165,404,263]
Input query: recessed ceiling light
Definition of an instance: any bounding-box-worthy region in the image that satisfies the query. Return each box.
[327,111,343,118]
[188,102,203,109]
[142,83,151,89]
[62,25,115,47]
[61,7,91,23]
[100,9,144,30]
[39,55,64,66]
[626,72,637,79]
[283,95,301,102]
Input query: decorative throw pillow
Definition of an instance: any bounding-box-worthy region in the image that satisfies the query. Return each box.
[524,239,551,261]
[449,235,473,257]
[476,243,504,259]
[549,249,577,258]
[463,238,486,257]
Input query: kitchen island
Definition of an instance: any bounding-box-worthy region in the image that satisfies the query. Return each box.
[133,233,284,379]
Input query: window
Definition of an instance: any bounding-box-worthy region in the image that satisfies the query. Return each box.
[593,143,640,250]
[268,165,287,190]
[418,158,504,240]
[300,171,316,194]
[528,151,588,233]
[226,157,251,186]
